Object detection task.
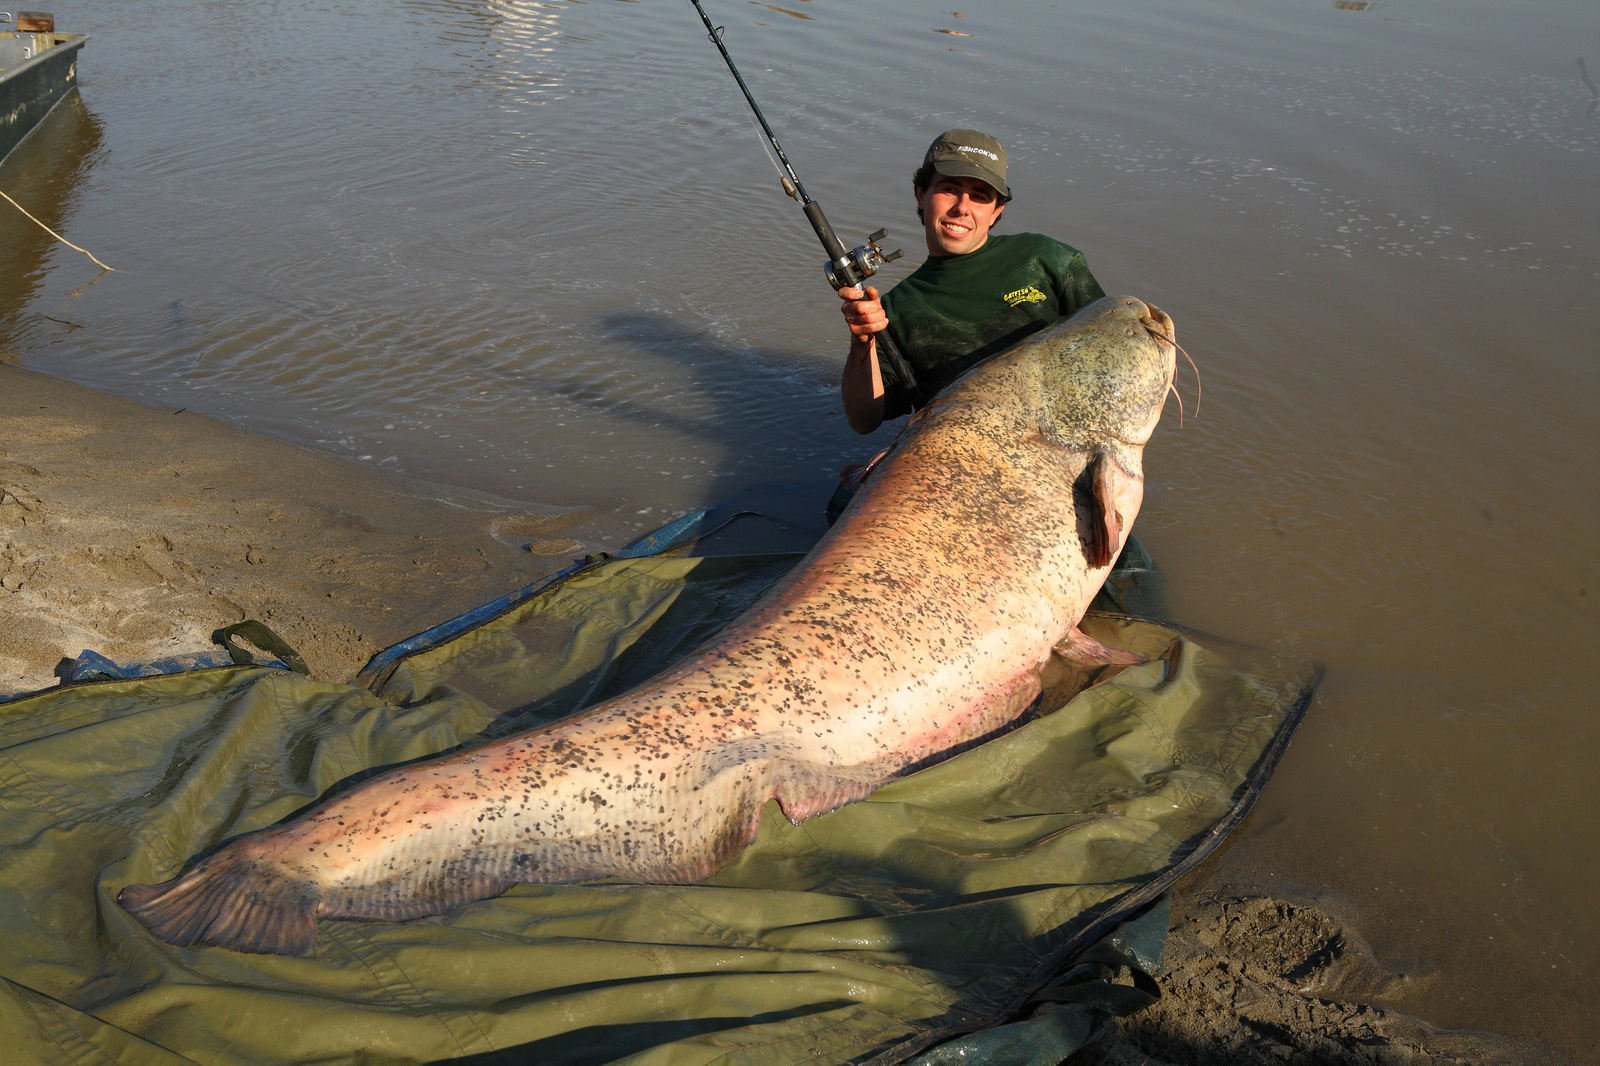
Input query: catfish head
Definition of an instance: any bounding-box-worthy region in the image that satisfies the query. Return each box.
[1032,295,1177,467]
[878,295,1179,569]
[1025,296,1178,569]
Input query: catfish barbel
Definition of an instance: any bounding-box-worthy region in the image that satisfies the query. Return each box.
[120,296,1180,956]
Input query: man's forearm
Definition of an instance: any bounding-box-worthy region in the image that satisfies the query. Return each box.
[841,336,886,434]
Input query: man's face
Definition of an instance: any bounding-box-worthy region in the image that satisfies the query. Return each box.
[916,173,1006,257]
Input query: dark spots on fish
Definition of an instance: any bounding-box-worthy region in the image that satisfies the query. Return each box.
[135,299,1167,948]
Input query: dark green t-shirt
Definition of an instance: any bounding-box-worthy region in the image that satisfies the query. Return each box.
[878,232,1105,418]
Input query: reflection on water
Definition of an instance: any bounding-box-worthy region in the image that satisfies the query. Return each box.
[4,0,1600,1057]
[0,90,104,334]
[438,0,573,163]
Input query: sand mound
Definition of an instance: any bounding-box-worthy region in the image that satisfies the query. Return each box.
[1082,895,1554,1065]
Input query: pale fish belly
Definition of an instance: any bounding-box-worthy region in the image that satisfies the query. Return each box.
[118,612,1051,957]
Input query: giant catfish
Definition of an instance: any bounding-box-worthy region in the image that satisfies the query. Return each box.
[120,295,1181,955]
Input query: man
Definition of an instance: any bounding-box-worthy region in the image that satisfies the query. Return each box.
[838,130,1106,434]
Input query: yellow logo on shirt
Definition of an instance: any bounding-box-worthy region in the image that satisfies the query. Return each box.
[1002,286,1049,307]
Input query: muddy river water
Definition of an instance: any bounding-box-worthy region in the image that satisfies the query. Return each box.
[2,0,1597,1056]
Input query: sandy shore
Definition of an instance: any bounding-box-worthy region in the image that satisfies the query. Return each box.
[0,364,1547,1063]
[0,362,607,691]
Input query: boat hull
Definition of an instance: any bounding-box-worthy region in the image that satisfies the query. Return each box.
[0,30,88,165]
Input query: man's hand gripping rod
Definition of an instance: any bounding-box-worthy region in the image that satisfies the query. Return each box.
[687,0,924,404]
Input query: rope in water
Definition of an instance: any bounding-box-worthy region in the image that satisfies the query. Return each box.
[0,188,115,271]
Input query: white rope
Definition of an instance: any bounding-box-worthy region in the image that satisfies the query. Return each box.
[0,188,116,271]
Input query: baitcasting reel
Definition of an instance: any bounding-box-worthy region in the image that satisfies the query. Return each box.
[821,227,903,293]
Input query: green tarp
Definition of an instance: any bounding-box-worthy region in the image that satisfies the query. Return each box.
[0,545,1312,1065]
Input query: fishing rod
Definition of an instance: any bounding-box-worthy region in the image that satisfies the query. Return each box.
[686,0,924,402]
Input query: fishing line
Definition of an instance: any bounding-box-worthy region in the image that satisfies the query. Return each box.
[683,0,811,204]
[685,11,789,188]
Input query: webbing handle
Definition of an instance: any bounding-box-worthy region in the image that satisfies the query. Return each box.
[214,620,311,675]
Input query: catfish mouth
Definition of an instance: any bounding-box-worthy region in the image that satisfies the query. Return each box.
[1133,300,1196,429]
[1139,302,1175,346]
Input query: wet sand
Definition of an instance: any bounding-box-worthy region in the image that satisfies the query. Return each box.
[0,361,598,690]
[1085,885,1550,1066]
[0,364,1551,1063]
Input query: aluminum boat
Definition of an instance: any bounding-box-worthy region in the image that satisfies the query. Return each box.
[1,11,87,166]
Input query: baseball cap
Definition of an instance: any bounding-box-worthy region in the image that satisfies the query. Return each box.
[923,129,1010,199]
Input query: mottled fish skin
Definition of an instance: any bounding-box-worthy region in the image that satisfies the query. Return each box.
[119,296,1178,956]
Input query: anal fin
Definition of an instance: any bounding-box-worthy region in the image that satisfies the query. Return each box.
[771,761,884,825]
[1053,626,1146,667]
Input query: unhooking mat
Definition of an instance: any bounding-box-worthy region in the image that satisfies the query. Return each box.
[0,535,1314,1066]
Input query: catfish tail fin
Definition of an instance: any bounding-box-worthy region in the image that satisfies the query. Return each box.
[119,854,321,956]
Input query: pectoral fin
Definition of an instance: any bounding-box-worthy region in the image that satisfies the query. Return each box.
[1053,626,1146,667]
[1075,451,1124,568]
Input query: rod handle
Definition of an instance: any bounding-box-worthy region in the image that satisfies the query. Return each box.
[803,200,849,263]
